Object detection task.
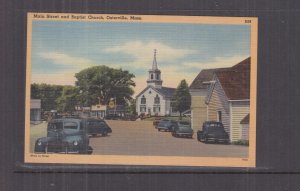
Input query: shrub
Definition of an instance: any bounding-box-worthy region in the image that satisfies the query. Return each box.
[231,140,249,146]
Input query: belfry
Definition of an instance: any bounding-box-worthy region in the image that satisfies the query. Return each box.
[146,49,163,89]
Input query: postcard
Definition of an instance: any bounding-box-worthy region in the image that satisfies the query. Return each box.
[25,13,257,167]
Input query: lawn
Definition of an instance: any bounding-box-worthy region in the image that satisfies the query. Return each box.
[30,122,47,153]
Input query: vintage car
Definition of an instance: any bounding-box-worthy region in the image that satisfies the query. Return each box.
[197,121,230,144]
[152,117,162,128]
[34,118,92,154]
[85,118,112,137]
[172,121,194,138]
[156,119,177,131]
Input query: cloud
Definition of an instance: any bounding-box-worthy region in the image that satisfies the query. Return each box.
[38,52,95,69]
[104,41,196,69]
[31,72,76,86]
[182,55,249,70]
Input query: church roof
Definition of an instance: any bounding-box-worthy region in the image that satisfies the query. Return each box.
[135,86,175,99]
[156,87,176,98]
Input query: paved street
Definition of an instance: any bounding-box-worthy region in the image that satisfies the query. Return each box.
[90,120,248,158]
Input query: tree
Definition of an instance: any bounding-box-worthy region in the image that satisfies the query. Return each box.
[30,83,64,111]
[171,79,191,119]
[75,65,136,106]
[125,99,137,116]
[56,86,79,113]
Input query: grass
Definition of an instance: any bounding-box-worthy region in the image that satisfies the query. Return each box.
[231,140,249,146]
[30,122,48,153]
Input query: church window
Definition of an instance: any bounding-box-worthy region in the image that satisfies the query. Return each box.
[151,74,153,79]
[140,106,146,112]
[154,95,160,104]
[141,96,146,104]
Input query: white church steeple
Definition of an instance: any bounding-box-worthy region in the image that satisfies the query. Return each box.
[147,49,163,88]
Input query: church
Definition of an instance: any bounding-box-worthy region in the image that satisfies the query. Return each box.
[136,50,177,116]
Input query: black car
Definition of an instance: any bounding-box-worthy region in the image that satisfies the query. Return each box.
[156,119,177,131]
[172,121,194,138]
[105,114,121,120]
[197,121,230,144]
[34,118,92,154]
[85,118,112,137]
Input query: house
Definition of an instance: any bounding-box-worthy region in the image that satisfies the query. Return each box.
[90,104,107,118]
[30,99,41,123]
[189,68,228,132]
[206,57,250,142]
[240,114,250,140]
[136,50,176,116]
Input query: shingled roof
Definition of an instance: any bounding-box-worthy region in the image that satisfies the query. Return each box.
[189,68,228,89]
[240,114,249,124]
[156,87,176,98]
[215,57,251,100]
[135,86,175,99]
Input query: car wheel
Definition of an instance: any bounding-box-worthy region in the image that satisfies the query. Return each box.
[44,145,48,153]
[92,134,97,137]
[102,130,108,137]
[204,137,208,144]
[64,146,68,154]
[158,128,161,131]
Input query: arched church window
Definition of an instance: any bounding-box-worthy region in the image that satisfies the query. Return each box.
[141,95,146,104]
[151,74,153,79]
[154,95,160,104]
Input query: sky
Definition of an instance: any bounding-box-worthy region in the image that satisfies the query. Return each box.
[31,20,250,96]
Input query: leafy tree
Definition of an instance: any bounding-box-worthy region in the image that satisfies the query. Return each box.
[75,65,136,106]
[31,83,64,111]
[56,86,79,113]
[171,79,191,119]
[125,99,137,116]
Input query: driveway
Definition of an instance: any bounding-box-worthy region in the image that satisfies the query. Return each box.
[90,120,248,158]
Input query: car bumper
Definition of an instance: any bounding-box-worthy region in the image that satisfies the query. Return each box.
[157,126,169,130]
[174,132,194,136]
[206,137,229,142]
[34,142,89,154]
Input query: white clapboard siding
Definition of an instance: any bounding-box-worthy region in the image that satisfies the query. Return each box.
[207,78,230,134]
[241,124,249,140]
[231,101,250,141]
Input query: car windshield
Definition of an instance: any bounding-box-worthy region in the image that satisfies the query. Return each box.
[48,122,63,130]
[178,121,190,126]
[87,121,106,127]
[64,122,78,130]
[158,121,169,126]
[207,127,224,133]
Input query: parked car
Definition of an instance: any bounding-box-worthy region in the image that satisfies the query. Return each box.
[85,118,112,137]
[172,121,194,138]
[105,114,121,120]
[197,121,230,144]
[156,119,177,131]
[153,117,162,128]
[34,118,92,154]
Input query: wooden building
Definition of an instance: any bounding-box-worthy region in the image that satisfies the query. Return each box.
[206,57,251,142]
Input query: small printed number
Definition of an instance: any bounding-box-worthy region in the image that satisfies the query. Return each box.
[245,20,251,23]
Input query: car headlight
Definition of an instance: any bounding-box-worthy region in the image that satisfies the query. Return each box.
[73,141,78,146]
[37,140,42,146]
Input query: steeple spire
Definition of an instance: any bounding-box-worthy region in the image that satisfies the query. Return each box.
[152,49,158,70]
[147,49,162,88]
